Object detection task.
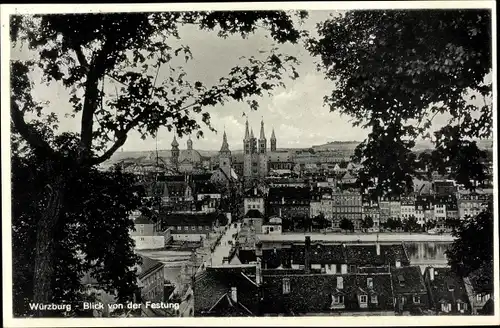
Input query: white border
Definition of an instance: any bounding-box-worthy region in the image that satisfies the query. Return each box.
[1,1,498,327]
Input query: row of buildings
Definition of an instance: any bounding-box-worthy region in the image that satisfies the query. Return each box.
[240,178,492,233]
[193,236,492,316]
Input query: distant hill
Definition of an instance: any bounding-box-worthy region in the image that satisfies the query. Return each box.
[104,138,493,164]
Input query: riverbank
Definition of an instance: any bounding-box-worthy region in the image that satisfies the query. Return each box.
[257,232,456,243]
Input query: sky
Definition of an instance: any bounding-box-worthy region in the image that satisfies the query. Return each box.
[11,10,490,153]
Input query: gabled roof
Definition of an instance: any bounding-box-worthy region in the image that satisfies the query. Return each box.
[134,215,154,225]
[138,255,164,279]
[244,210,263,218]
[261,272,394,314]
[391,266,427,294]
[424,267,470,312]
[194,266,259,316]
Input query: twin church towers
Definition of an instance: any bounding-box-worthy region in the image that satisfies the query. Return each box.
[242,119,276,181]
[170,119,276,181]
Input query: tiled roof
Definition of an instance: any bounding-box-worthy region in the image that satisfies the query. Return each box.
[424,267,470,312]
[243,187,265,198]
[290,243,346,265]
[160,212,226,226]
[391,266,427,294]
[138,255,164,279]
[194,266,259,316]
[268,187,311,201]
[261,272,394,314]
[345,244,410,267]
[134,215,154,225]
[195,181,220,194]
[244,210,263,218]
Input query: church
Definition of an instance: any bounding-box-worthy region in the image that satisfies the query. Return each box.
[243,119,276,184]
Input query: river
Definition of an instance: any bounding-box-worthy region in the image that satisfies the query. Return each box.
[403,241,452,272]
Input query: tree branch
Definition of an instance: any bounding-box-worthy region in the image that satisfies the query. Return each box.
[74,45,89,71]
[11,101,59,159]
[89,133,128,165]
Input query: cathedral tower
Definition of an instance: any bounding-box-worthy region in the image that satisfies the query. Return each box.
[171,135,179,168]
[258,120,268,177]
[270,128,277,152]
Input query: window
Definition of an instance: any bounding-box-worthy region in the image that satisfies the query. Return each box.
[191,226,196,231]
[476,294,482,302]
[367,278,373,288]
[371,295,378,303]
[350,265,357,273]
[333,295,344,304]
[360,295,368,304]
[458,302,468,311]
[337,276,344,289]
[184,226,189,231]
[413,295,420,304]
[282,278,290,294]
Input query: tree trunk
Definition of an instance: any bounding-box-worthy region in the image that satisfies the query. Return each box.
[32,174,66,317]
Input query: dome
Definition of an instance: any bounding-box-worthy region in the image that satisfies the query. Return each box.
[171,136,179,147]
[179,149,202,163]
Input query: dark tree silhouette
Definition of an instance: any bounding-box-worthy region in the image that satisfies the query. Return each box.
[446,205,493,290]
[308,10,492,196]
[10,11,307,315]
[339,218,354,232]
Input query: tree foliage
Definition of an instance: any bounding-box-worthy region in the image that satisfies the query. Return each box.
[10,11,308,313]
[12,134,143,316]
[383,218,403,231]
[308,10,492,196]
[402,215,420,232]
[361,216,374,230]
[12,11,307,166]
[446,205,493,289]
[339,218,354,232]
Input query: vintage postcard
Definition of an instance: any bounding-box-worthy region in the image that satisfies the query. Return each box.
[1,1,498,327]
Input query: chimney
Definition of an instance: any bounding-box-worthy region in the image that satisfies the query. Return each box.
[256,259,262,285]
[376,243,380,256]
[429,267,435,282]
[305,236,311,273]
[230,286,237,303]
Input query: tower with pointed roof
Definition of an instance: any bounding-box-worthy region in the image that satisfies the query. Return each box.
[258,120,268,177]
[243,119,269,184]
[270,128,277,152]
[171,135,179,169]
[219,130,232,178]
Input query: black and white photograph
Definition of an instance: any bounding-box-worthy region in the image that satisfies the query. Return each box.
[1,1,498,326]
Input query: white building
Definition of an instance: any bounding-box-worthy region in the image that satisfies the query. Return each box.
[243,187,265,215]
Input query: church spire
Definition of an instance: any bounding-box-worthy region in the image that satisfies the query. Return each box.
[244,119,250,140]
[270,127,277,152]
[220,130,230,152]
[250,128,254,139]
[259,119,266,140]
